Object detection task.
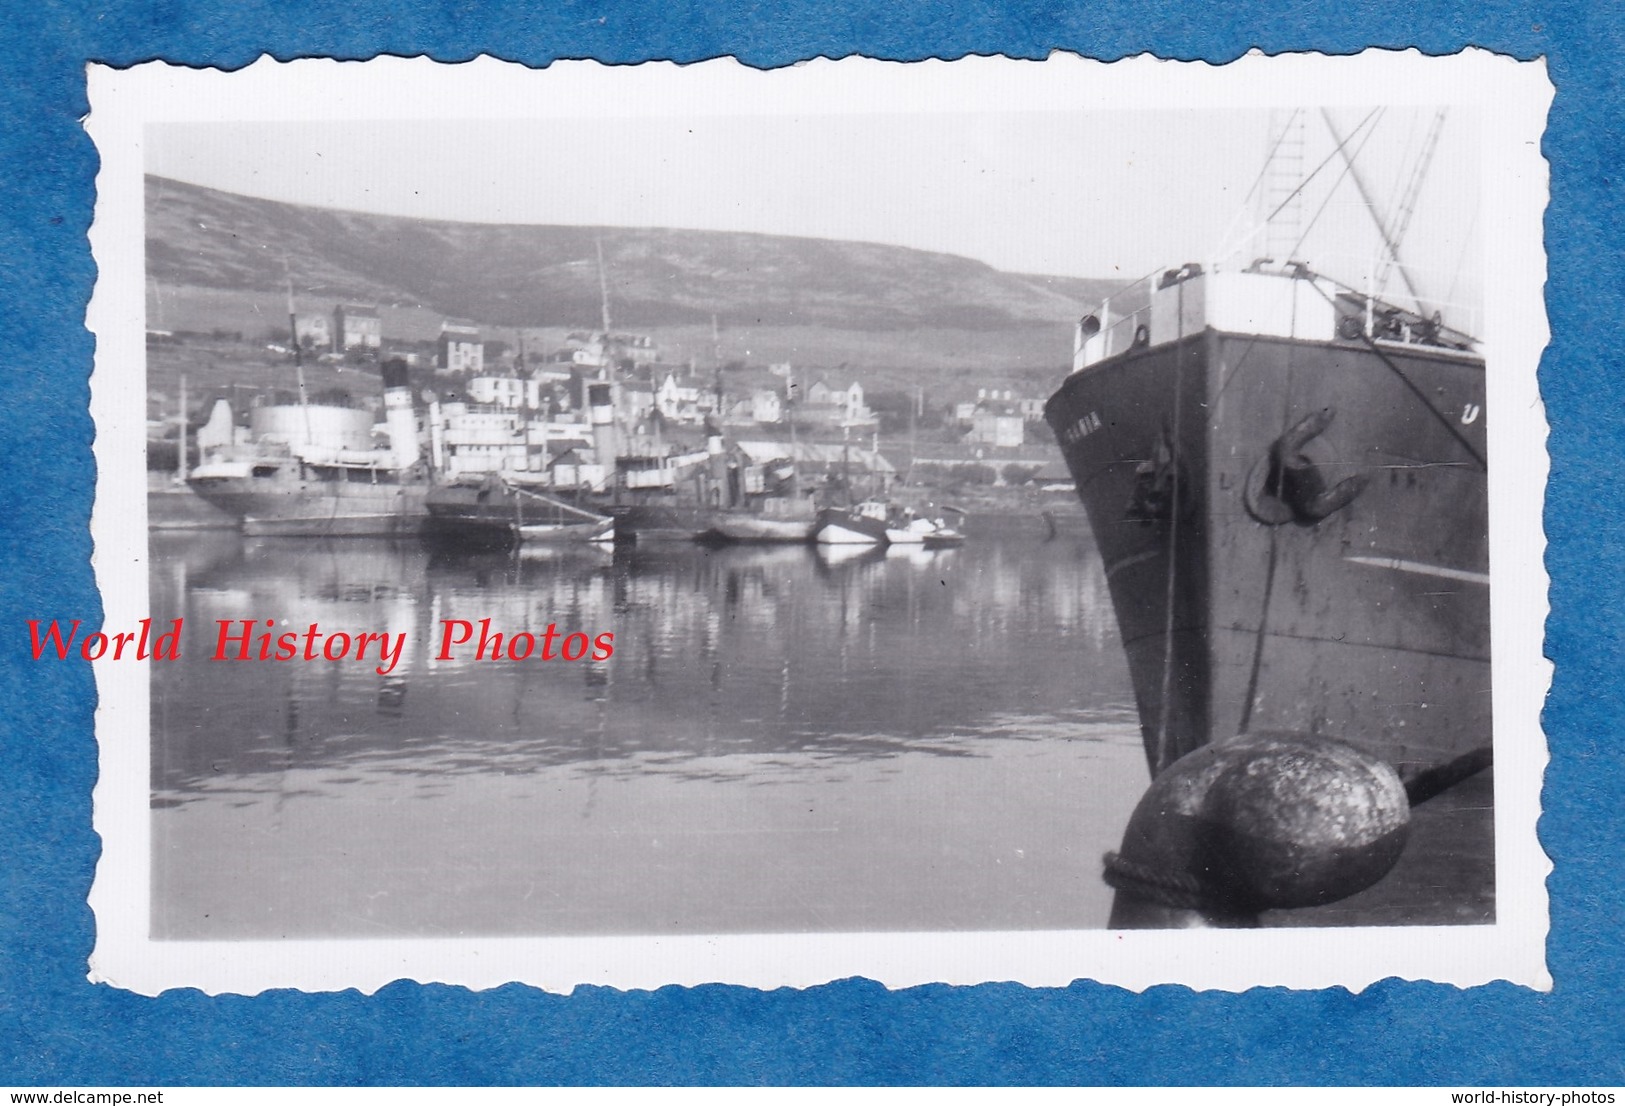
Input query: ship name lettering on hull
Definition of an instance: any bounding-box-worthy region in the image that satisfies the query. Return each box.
[1060,410,1104,444]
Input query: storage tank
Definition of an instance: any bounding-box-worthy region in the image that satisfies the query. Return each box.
[250,403,373,451]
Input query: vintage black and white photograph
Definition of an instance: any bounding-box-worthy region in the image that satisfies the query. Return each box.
[85,54,1551,994]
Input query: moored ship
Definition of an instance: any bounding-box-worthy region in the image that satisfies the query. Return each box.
[424,477,614,545]
[187,360,431,536]
[1044,260,1488,781]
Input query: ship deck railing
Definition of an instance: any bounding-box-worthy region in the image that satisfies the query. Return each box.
[1070,261,1480,374]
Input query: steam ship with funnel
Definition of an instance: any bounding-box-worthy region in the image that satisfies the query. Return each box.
[187,359,430,536]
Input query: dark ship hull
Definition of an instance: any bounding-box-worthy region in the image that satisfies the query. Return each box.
[607,503,724,542]
[1045,280,1489,780]
[424,482,611,545]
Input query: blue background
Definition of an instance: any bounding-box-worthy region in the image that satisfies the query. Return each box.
[2,1,1620,1086]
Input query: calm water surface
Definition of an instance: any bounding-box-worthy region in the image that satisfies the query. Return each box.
[150,525,1148,938]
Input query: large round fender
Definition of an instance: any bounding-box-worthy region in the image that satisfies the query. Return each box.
[1104,732,1411,925]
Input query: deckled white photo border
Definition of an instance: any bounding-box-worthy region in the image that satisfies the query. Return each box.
[85,51,1552,996]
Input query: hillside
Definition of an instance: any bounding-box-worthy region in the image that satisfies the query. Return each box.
[145,176,1123,336]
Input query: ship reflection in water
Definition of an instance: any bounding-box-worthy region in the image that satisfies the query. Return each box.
[150,525,1146,939]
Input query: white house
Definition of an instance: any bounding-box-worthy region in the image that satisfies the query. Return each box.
[969,406,1026,448]
[805,378,869,424]
[751,389,782,424]
[655,371,711,423]
[438,322,484,374]
[294,313,330,348]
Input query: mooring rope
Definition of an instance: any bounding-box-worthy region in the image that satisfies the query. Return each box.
[1102,851,1212,911]
[1238,288,1300,737]
[1153,284,1188,775]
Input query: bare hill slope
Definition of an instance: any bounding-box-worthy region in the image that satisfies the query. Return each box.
[146,176,1121,334]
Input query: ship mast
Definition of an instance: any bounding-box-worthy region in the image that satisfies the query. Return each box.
[596,237,613,334]
[176,373,188,484]
[785,366,799,501]
[595,236,613,383]
[711,314,725,412]
[284,261,314,448]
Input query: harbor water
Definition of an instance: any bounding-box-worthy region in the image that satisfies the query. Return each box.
[149,522,1152,938]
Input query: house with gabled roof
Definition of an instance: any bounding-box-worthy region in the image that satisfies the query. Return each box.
[802,377,871,425]
[332,304,381,351]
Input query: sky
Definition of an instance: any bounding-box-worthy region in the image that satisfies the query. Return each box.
[146,105,1482,319]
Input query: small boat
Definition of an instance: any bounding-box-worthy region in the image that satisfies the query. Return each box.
[812,503,891,545]
[813,501,962,547]
[884,509,964,546]
[517,517,616,545]
[812,542,889,570]
[884,516,936,545]
[704,513,816,543]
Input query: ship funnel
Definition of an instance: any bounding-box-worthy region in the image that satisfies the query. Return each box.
[381,359,420,470]
[587,382,618,468]
[707,432,730,505]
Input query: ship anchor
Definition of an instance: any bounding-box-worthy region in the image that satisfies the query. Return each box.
[1243,407,1368,526]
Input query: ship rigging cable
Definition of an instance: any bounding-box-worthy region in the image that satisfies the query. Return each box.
[1153,289,1187,775]
[1320,108,1431,320]
[1238,284,1301,739]
[1377,109,1448,296]
[1289,109,1384,261]
[1207,110,1302,265]
[1261,108,1380,228]
[1210,109,1380,267]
